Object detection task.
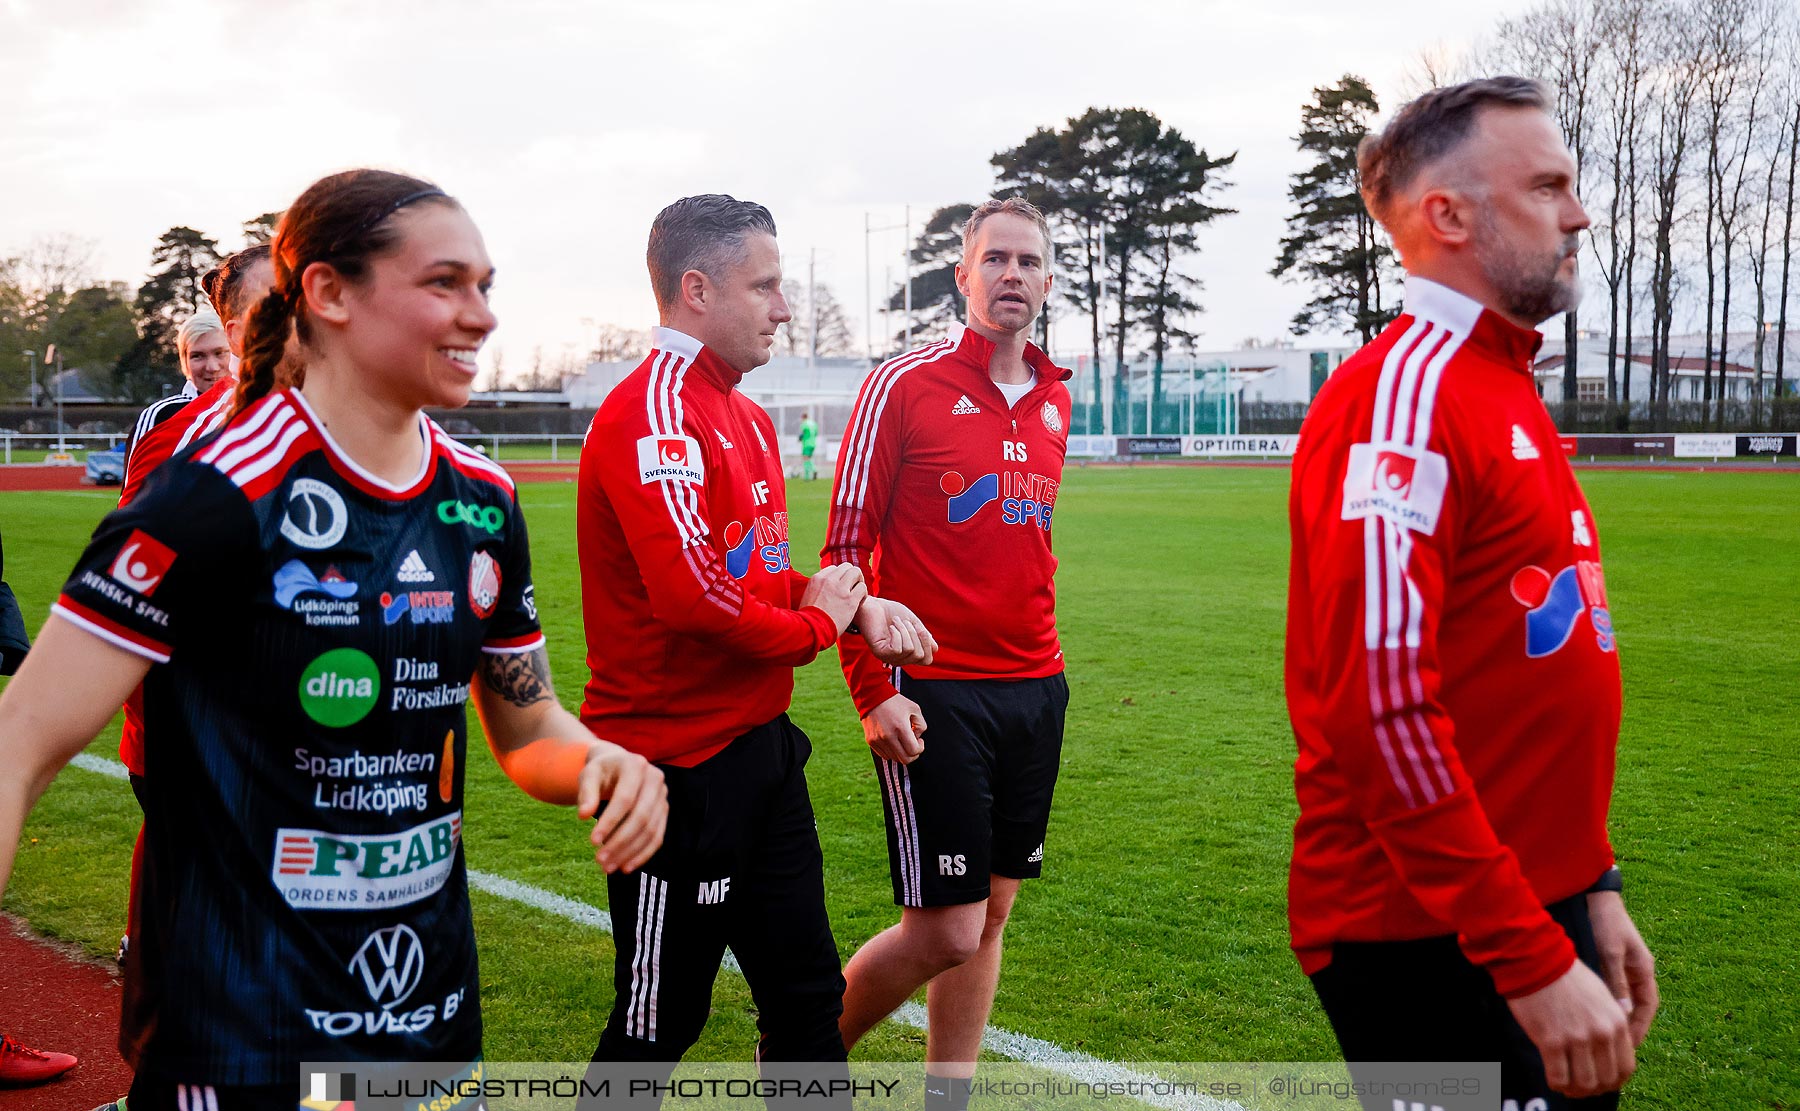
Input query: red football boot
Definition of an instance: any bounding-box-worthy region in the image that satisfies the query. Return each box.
[0,1035,77,1085]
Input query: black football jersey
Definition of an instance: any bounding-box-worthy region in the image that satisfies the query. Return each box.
[56,388,541,1084]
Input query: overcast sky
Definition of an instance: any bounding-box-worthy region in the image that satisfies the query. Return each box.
[0,0,1516,373]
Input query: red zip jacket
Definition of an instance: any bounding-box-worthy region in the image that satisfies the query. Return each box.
[1286,276,1620,999]
[116,377,234,774]
[577,327,836,767]
[824,323,1072,716]
[120,378,235,507]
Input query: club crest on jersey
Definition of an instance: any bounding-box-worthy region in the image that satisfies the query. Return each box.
[109,529,177,595]
[468,550,501,619]
[1341,442,1450,534]
[1510,561,1615,657]
[281,478,349,550]
[637,434,704,484]
[1041,402,1064,434]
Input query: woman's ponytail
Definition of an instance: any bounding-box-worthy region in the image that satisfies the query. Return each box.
[231,284,294,418]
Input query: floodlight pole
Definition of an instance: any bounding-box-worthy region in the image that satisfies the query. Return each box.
[863,215,872,365]
[865,210,911,363]
[55,348,66,446]
[903,204,913,353]
[22,349,36,408]
[808,248,817,369]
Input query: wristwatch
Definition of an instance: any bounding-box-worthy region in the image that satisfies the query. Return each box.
[1587,865,1623,894]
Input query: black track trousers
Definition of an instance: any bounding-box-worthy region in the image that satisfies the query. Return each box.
[589,715,847,1106]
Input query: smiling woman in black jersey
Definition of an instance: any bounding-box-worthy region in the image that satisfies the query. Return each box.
[0,169,667,1111]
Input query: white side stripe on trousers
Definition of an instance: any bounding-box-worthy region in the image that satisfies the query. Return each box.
[626,872,668,1041]
[177,1084,218,1111]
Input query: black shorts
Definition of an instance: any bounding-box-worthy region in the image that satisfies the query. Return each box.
[1310,892,1619,1111]
[874,670,1068,907]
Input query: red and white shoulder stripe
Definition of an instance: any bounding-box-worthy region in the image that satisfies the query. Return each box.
[196,391,319,502]
[1359,277,1480,809]
[642,330,704,546]
[52,595,172,663]
[640,328,744,618]
[827,331,960,554]
[481,630,546,655]
[175,388,236,452]
[429,420,516,495]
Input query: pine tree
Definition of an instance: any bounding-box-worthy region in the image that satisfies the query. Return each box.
[1272,76,1397,343]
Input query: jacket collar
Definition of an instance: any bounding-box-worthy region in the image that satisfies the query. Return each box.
[949,321,1073,383]
[1402,275,1544,371]
[651,325,745,391]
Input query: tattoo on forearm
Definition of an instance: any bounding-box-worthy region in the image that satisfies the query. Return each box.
[481,648,554,708]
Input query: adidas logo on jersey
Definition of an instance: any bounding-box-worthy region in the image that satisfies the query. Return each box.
[952,395,981,415]
[397,550,434,583]
[1511,425,1540,460]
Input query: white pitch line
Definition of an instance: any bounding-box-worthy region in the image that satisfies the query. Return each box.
[65,753,1243,1111]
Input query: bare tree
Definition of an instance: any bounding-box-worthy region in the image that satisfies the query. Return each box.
[1645,6,1705,421]
[1695,0,1781,426]
[18,234,97,300]
[1493,0,1604,405]
[1588,0,1653,418]
[1778,84,1800,409]
[1747,22,1797,425]
[590,324,651,363]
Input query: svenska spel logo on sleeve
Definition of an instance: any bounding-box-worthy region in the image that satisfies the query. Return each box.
[637,434,705,484]
[109,529,177,595]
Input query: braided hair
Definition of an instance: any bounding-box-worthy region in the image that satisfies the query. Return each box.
[232,170,453,417]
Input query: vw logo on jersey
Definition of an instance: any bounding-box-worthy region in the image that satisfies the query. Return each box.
[349,923,426,1008]
[280,478,349,550]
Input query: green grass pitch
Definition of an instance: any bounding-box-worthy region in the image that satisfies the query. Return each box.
[2,466,1795,1108]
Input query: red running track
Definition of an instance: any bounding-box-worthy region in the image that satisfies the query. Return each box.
[0,913,131,1110]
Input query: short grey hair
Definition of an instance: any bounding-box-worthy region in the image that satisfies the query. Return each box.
[962,197,1053,266]
[647,194,778,310]
[1358,76,1552,225]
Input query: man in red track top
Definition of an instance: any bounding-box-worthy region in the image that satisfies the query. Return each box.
[576,194,932,1080]
[824,198,1074,1111]
[1286,77,1657,1110]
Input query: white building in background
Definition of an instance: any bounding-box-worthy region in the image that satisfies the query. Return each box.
[1532,331,1800,402]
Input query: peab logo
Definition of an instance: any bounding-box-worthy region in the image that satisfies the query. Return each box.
[281,479,349,550]
[274,812,461,910]
[299,648,381,727]
[636,434,705,484]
